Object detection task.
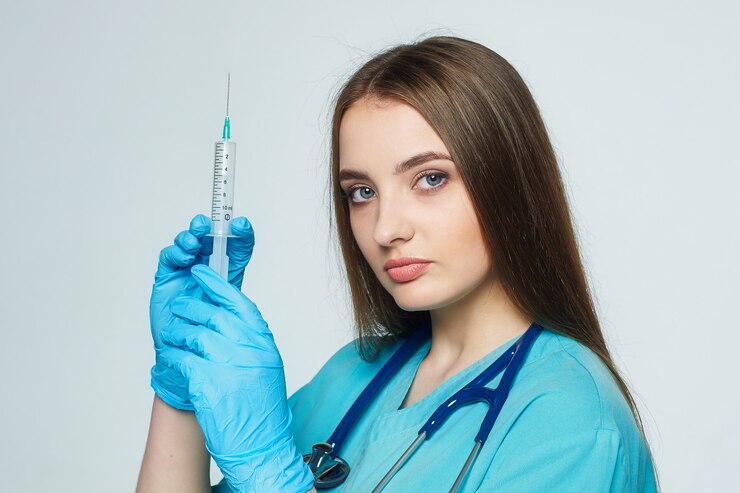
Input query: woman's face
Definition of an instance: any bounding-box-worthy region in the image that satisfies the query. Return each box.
[338,97,495,311]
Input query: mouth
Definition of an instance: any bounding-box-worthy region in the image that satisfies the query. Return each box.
[384,257,431,283]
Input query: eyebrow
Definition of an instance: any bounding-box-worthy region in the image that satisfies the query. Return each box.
[338,150,453,182]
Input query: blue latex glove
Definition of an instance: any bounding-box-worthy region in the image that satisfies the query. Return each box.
[157,264,313,493]
[149,214,255,410]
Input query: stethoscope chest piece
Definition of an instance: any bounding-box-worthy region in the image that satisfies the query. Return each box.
[304,442,350,489]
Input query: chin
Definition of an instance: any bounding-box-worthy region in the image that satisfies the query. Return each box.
[389,286,450,312]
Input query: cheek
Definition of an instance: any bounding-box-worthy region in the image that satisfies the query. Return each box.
[349,211,376,262]
[440,197,491,271]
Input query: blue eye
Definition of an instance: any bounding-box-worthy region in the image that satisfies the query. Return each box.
[346,186,375,203]
[417,172,447,189]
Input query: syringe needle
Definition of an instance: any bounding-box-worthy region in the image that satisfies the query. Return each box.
[222,73,231,140]
[226,73,231,117]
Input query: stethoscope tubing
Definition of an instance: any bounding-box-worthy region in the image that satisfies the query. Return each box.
[371,325,542,492]
[308,323,543,491]
[327,323,432,456]
[451,441,483,493]
[371,432,427,493]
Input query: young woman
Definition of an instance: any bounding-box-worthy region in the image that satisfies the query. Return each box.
[137,36,657,492]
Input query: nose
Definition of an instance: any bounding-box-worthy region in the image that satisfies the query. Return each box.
[372,194,414,247]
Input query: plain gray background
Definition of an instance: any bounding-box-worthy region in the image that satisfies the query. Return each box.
[1,1,738,491]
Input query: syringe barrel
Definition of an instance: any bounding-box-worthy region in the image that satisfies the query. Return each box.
[210,140,237,236]
[209,234,229,280]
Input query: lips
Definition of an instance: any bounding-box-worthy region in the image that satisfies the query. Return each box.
[384,257,431,283]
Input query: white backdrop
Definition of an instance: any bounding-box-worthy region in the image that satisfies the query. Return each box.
[0,1,737,491]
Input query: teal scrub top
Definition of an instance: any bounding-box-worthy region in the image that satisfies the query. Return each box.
[289,331,656,493]
[216,330,657,492]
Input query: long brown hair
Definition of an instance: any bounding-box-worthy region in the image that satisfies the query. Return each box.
[328,35,645,432]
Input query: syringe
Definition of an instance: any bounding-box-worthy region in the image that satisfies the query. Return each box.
[208,74,236,280]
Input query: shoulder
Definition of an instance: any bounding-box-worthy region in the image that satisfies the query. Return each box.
[516,330,637,434]
[294,336,400,393]
[477,331,656,491]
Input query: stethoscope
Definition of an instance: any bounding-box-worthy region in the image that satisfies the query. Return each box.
[303,321,543,492]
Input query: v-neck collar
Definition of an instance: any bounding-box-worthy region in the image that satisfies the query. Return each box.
[377,331,525,426]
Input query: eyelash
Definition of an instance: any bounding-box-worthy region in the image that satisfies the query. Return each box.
[343,170,450,205]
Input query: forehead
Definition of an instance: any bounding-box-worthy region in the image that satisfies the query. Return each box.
[338,97,448,169]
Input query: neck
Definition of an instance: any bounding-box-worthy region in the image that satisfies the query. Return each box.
[425,273,532,372]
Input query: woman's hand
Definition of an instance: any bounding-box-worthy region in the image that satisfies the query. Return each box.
[149,214,255,410]
[157,264,314,493]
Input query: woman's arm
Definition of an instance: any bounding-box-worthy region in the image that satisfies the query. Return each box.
[156,265,316,492]
[137,395,319,493]
[136,395,211,493]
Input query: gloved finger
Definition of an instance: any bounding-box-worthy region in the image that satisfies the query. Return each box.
[227,216,255,262]
[169,296,271,344]
[189,214,214,263]
[190,264,271,330]
[199,234,214,261]
[155,215,211,276]
[156,346,202,381]
[226,217,255,289]
[177,212,212,256]
[161,322,227,360]
[156,245,196,277]
[161,322,282,367]
[150,363,195,411]
[174,230,203,256]
[189,214,212,238]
